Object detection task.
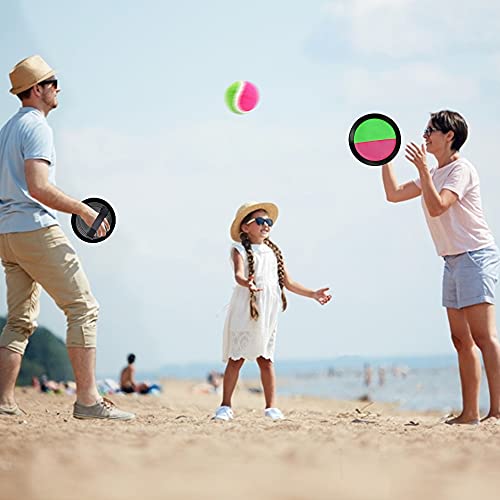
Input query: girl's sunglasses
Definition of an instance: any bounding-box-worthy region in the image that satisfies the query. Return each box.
[246,216,274,227]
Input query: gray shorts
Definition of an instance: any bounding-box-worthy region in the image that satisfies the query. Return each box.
[442,245,500,309]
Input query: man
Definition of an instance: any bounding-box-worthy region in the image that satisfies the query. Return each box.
[0,55,134,420]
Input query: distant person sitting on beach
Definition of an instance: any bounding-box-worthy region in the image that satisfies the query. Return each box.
[120,354,152,394]
[31,375,76,395]
[192,370,224,395]
[207,371,223,392]
[381,110,500,424]
[39,374,64,394]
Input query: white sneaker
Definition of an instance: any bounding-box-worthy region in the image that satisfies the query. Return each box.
[213,405,234,421]
[264,407,284,420]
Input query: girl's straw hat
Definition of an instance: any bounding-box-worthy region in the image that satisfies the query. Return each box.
[9,55,56,95]
[230,201,279,242]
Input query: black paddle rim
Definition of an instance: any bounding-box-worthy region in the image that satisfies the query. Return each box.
[348,113,401,167]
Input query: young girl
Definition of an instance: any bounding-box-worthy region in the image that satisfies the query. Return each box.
[214,201,331,421]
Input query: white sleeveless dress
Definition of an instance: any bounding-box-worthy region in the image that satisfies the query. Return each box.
[223,242,282,362]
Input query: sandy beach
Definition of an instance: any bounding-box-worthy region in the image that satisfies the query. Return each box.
[1,379,500,500]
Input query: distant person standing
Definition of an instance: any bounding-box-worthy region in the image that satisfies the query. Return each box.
[363,363,372,387]
[0,55,134,420]
[381,110,500,424]
[378,367,385,387]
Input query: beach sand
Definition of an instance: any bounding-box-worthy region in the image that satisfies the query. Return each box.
[1,379,500,500]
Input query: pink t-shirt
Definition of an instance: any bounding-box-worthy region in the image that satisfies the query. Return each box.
[413,158,495,256]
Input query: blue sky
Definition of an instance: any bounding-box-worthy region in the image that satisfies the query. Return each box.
[1,0,500,376]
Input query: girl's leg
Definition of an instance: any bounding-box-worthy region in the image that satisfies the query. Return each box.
[256,356,276,409]
[464,303,500,419]
[220,358,245,407]
[447,307,481,423]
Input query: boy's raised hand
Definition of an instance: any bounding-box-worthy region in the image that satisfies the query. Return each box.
[312,287,332,305]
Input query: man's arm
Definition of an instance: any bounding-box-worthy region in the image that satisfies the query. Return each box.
[25,159,109,236]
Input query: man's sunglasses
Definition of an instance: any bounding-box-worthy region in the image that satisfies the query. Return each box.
[246,216,274,227]
[39,79,58,90]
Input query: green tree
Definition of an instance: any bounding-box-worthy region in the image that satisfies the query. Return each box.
[0,317,73,386]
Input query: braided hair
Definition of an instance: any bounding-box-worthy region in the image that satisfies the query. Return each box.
[240,232,260,320]
[263,238,287,313]
[239,211,287,321]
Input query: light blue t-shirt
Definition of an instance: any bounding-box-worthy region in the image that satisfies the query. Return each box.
[0,107,59,234]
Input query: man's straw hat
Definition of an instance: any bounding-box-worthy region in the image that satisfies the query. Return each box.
[9,55,56,95]
[230,201,279,242]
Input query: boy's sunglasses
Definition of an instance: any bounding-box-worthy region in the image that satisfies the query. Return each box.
[39,79,58,90]
[246,216,274,227]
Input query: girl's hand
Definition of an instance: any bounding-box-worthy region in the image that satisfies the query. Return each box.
[405,142,428,172]
[312,287,332,305]
[248,275,263,293]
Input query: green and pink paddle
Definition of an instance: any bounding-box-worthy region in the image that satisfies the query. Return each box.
[348,113,401,167]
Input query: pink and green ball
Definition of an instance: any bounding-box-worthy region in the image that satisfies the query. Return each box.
[225,81,259,114]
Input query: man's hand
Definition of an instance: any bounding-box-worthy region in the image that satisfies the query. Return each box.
[79,204,110,238]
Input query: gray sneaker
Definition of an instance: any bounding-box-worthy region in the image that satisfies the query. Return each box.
[73,397,135,421]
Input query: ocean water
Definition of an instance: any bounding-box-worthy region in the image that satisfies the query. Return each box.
[155,355,492,413]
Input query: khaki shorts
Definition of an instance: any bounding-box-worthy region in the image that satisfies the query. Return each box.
[0,225,99,355]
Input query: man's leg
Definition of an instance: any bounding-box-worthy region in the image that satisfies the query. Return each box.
[0,256,41,408]
[12,227,101,404]
[67,347,101,406]
[0,348,22,408]
[8,227,134,419]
